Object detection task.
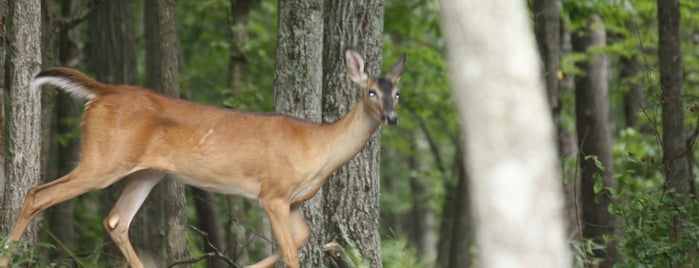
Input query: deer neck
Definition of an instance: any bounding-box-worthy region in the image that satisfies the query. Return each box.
[317,100,381,173]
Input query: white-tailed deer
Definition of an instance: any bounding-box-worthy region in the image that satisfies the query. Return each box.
[2,50,405,268]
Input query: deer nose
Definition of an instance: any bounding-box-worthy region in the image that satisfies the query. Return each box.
[386,111,398,125]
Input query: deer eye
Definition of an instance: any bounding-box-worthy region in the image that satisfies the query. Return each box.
[368,90,377,97]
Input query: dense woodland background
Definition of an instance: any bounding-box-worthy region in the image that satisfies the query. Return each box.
[0,0,697,267]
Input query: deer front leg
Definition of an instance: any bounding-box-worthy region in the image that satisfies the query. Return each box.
[246,206,310,268]
[246,199,301,268]
[103,169,164,268]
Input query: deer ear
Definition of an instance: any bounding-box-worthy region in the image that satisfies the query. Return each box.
[346,50,368,83]
[387,53,406,83]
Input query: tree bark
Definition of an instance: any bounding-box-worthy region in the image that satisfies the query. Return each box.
[533,0,561,131]
[439,0,571,267]
[38,0,60,232]
[658,0,689,263]
[228,0,254,96]
[319,1,384,267]
[225,1,256,263]
[446,146,473,268]
[45,0,82,261]
[572,15,619,266]
[272,0,324,266]
[0,0,7,201]
[1,0,42,247]
[620,47,644,128]
[407,131,437,267]
[658,0,688,194]
[192,188,227,268]
[136,0,191,266]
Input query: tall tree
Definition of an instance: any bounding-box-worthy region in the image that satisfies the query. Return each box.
[436,144,473,268]
[272,0,324,266]
[133,0,190,265]
[440,0,571,267]
[318,1,384,266]
[658,0,688,194]
[658,0,688,263]
[191,188,227,268]
[533,0,562,132]
[225,0,256,264]
[229,0,254,96]
[407,131,437,267]
[45,0,84,261]
[1,0,42,248]
[572,15,619,266]
[0,0,7,202]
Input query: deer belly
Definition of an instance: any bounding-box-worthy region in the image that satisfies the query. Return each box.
[170,174,260,200]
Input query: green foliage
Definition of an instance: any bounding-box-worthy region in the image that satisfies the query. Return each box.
[0,237,72,267]
[560,0,699,266]
[611,125,699,266]
[571,237,605,268]
[612,192,699,266]
[381,236,427,268]
[176,0,277,111]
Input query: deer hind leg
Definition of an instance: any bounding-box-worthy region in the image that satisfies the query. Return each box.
[246,206,310,268]
[7,164,134,242]
[1,164,134,267]
[103,169,165,268]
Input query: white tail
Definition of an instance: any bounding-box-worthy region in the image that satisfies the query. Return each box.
[2,50,406,268]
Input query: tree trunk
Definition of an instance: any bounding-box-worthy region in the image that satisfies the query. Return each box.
[225,1,255,264]
[86,0,138,261]
[38,0,60,239]
[192,188,227,268]
[446,145,473,268]
[272,0,324,266]
[571,15,619,266]
[1,0,42,247]
[658,0,688,194]
[657,0,689,263]
[407,131,437,267]
[533,0,561,133]
[136,0,191,266]
[435,144,474,268]
[440,0,571,267]
[620,48,644,128]
[228,0,254,97]
[319,1,384,267]
[0,0,7,201]
[45,0,82,261]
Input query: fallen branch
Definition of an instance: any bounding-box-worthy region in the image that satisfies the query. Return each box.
[323,242,356,268]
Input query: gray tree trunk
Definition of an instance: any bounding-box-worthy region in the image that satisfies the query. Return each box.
[533,0,561,131]
[272,0,324,266]
[658,0,689,264]
[318,1,384,267]
[38,0,60,225]
[407,131,437,267]
[0,0,7,201]
[45,0,82,261]
[571,15,619,267]
[658,0,688,194]
[1,0,42,247]
[440,0,572,267]
[192,188,227,268]
[135,0,191,266]
[226,1,255,264]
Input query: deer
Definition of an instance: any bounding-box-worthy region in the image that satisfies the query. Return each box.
[1,50,405,268]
